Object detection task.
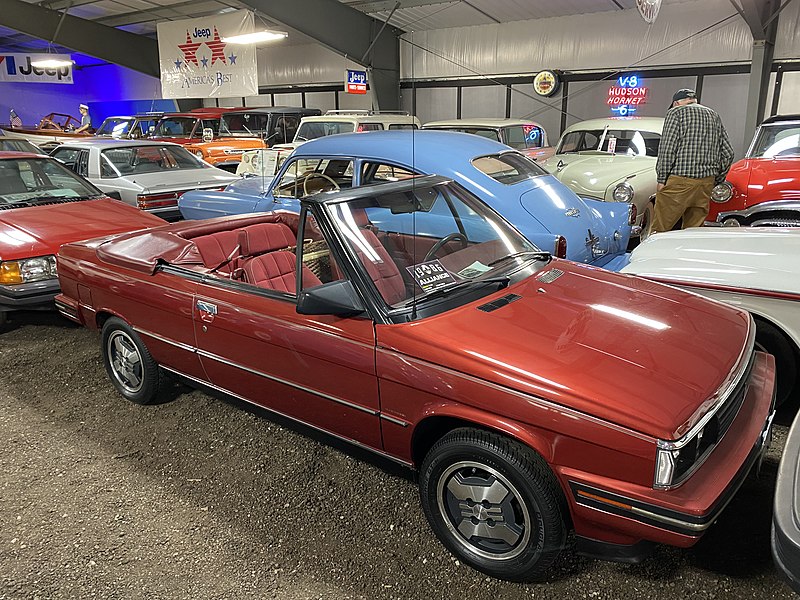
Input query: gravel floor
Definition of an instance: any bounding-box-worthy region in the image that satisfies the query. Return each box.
[0,311,796,600]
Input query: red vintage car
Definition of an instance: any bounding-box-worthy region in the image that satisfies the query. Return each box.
[0,151,165,327]
[55,175,775,581]
[708,114,800,226]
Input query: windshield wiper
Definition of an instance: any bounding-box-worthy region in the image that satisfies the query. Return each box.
[295,135,308,142]
[404,276,510,306]
[488,250,551,267]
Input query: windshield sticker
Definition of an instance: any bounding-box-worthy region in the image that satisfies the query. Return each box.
[406,259,456,292]
[458,261,492,279]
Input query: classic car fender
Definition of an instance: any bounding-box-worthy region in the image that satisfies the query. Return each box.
[179,190,263,220]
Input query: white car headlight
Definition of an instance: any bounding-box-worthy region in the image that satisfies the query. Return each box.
[711,181,733,203]
[0,255,58,285]
[195,150,204,158]
[612,181,634,203]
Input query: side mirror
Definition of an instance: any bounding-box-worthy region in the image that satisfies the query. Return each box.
[106,190,122,200]
[297,279,364,316]
[202,127,214,142]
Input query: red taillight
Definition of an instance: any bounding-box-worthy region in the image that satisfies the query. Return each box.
[554,235,567,258]
[137,192,179,209]
[628,202,637,226]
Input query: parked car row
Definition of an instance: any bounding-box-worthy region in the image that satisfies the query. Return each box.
[2,113,800,588]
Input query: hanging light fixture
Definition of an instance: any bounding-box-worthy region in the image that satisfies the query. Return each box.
[29,1,74,68]
[222,29,288,44]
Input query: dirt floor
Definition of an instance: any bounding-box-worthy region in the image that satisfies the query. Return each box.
[0,311,797,599]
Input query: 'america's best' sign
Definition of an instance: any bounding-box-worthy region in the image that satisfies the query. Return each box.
[346,70,367,95]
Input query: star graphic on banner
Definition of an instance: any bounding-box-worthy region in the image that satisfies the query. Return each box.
[173,58,183,69]
[228,53,237,65]
[177,29,202,67]
[200,56,209,68]
[206,27,227,65]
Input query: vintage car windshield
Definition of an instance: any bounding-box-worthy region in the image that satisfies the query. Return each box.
[471,152,547,184]
[428,127,501,143]
[96,118,133,137]
[295,121,356,141]
[153,117,219,138]
[221,112,269,136]
[750,123,800,158]
[326,182,541,309]
[100,145,206,177]
[557,128,661,157]
[0,139,42,153]
[0,157,102,204]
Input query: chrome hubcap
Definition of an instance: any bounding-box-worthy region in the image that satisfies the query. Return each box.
[107,331,143,394]
[437,461,531,560]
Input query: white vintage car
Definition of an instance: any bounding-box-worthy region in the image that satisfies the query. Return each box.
[621,227,800,405]
[543,116,664,238]
[422,118,555,161]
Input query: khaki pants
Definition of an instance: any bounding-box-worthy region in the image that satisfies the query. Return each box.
[652,175,715,234]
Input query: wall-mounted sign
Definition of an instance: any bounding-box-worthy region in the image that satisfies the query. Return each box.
[346,69,367,94]
[157,10,257,99]
[636,0,662,24]
[0,54,73,84]
[533,70,560,97]
[607,74,648,117]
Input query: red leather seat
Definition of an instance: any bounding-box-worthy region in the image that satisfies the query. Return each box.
[352,228,407,305]
[191,230,240,271]
[237,223,321,292]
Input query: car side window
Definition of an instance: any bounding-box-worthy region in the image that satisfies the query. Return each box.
[51,148,81,173]
[273,158,354,199]
[388,123,418,130]
[76,150,89,177]
[357,123,383,132]
[361,161,419,185]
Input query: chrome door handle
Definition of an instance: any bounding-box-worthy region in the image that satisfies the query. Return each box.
[196,300,217,315]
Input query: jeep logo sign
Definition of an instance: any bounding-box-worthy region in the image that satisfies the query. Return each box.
[0,54,73,84]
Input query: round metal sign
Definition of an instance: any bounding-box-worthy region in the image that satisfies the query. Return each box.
[636,0,662,24]
[533,70,560,97]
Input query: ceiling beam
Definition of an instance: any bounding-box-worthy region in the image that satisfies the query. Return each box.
[238,0,403,109]
[0,0,159,76]
[345,0,454,11]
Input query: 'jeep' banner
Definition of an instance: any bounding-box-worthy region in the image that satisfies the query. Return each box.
[157,10,258,99]
[0,54,73,83]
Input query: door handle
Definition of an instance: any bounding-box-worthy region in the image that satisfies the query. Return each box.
[196,300,217,323]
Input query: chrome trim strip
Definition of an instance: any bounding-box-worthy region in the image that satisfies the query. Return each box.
[158,364,413,469]
[79,302,96,314]
[717,200,800,221]
[134,327,197,354]
[196,348,379,417]
[375,348,654,443]
[380,413,410,427]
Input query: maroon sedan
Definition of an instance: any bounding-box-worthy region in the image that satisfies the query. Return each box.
[0,151,164,327]
[55,175,775,581]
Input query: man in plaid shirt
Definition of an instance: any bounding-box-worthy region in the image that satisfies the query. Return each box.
[653,89,734,233]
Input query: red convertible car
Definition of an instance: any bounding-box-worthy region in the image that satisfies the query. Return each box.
[55,175,775,581]
[709,114,800,226]
[0,151,164,327]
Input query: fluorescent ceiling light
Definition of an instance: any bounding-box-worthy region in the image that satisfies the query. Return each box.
[222,30,288,44]
[30,58,74,68]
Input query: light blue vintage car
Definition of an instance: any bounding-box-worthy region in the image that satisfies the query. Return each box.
[179,131,634,269]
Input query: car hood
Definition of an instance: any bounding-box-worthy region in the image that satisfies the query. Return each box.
[544,152,655,198]
[0,198,163,261]
[378,260,750,441]
[127,169,239,193]
[621,227,800,295]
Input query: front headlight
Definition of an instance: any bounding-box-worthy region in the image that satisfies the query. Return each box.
[0,256,58,285]
[612,181,634,203]
[195,150,204,158]
[711,181,733,203]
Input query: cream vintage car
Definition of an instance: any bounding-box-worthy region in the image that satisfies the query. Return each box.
[542,117,664,238]
[621,227,800,406]
[422,118,555,161]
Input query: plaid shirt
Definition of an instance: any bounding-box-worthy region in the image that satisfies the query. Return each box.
[656,103,734,184]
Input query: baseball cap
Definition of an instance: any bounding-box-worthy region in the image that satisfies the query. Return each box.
[79,103,89,110]
[672,89,696,103]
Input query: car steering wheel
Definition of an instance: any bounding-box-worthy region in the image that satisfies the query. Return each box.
[302,172,340,196]
[424,232,468,261]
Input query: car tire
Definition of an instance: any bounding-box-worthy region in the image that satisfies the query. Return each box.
[101,316,163,405]
[755,318,798,407]
[639,200,654,240]
[419,428,567,582]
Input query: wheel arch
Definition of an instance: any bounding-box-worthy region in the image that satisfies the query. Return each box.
[752,312,800,364]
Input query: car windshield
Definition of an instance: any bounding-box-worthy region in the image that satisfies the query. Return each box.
[96,118,132,137]
[749,123,800,158]
[0,157,101,204]
[100,145,205,177]
[295,121,356,142]
[0,139,42,153]
[221,112,270,136]
[426,127,501,142]
[471,152,547,184]
[557,128,661,157]
[326,181,543,309]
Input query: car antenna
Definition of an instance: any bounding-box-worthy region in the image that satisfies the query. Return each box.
[410,33,418,322]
